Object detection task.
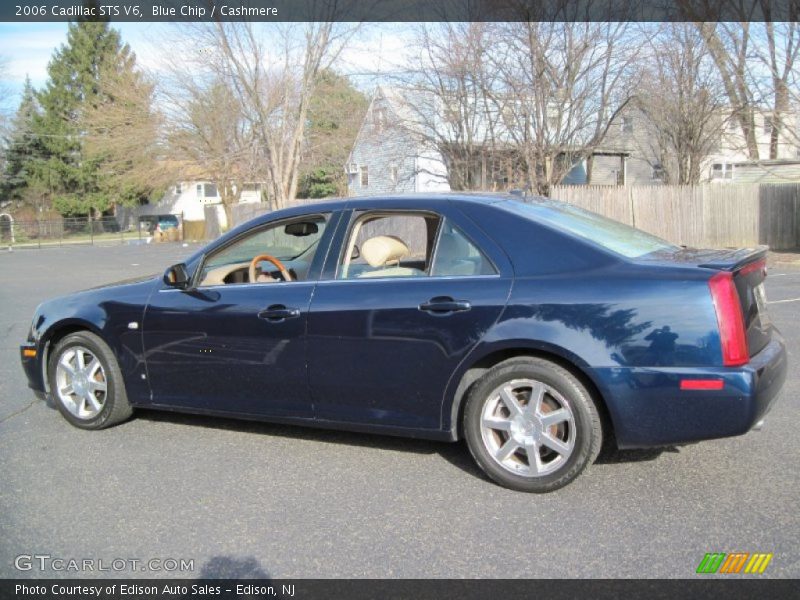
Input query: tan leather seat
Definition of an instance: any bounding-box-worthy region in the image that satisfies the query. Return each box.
[358,235,421,278]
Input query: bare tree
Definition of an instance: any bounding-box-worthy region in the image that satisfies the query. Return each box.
[402,22,507,191]
[159,22,357,220]
[82,50,173,203]
[486,22,638,195]
[756,20,800,156]
[633,24,726,184]
[164,76,256,218]
[693,7,800,161]
[195,22,358,210]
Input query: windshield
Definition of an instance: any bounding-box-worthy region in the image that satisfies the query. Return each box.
[504,198,678,259]
[204,216,326,269]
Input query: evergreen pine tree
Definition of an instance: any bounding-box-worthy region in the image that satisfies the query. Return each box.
[1,77,43,206]
[30,21,128,217]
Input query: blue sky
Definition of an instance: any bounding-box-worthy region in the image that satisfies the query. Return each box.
[0,22,414,114]
[0,22,159,113]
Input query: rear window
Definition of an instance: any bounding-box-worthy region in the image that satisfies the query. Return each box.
[504,198,678,258]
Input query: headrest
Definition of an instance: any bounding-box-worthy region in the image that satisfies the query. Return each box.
[361,235,410,267]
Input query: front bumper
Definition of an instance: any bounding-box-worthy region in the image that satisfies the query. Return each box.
[20,344,46,396]
[594,334,788,448]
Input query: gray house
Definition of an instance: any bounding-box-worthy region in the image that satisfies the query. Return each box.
[347,86,634,196]
[346,87,451,197]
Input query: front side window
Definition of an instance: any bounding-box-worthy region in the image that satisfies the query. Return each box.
[431,220,497,277]
[198,215,327,286]
[339,212,440,279]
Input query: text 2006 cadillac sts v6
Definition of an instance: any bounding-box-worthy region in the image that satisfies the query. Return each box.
[20,194,787,491]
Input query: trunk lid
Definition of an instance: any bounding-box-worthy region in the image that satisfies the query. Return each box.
[643,246,772,359]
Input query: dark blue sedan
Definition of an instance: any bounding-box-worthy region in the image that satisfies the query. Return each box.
[20,194,787,491]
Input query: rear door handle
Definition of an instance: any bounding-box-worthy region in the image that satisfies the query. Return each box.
[418,296,472,314]
[258,305,301,322]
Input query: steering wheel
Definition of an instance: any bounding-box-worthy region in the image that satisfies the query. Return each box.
[249,254,293,283]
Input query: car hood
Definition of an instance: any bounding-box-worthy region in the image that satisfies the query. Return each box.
[38,273,160,313]
[84,273,160,292]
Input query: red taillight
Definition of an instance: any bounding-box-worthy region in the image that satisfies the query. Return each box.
[737,259,767,279]
[708,271,749,366]
[680,379,724,390]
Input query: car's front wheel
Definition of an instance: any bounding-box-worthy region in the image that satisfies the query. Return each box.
[48,331,133,429]
[464,357,602,492]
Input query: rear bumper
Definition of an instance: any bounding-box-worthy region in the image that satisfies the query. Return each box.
[595,334,788,448]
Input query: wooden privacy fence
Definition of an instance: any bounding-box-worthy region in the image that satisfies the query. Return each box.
[223,185,799,250]
[550,184,800,250]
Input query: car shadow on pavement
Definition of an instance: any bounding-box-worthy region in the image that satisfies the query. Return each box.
[193,555,271,579]
[135,409,673,481]
[595,445,680,464]
[136,408,495,478]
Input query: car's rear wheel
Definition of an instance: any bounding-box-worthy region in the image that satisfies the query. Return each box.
[463,357,601,492]
[48,331,133,429]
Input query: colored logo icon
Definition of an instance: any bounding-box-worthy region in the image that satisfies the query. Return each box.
[696,553,773,574]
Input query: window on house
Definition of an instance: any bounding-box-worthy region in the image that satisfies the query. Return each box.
[373,107,387,132]
[389,165,398,185]
[651,163,664,181]
[622,116,634,133]
[197,183,218,200]
[241,183,262,193]
[360,166,369,187]
[764,116,773,134]
[711,163,733,180]
[175,183,182,194]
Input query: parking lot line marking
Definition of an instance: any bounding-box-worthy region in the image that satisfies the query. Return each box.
[768,297,800,304]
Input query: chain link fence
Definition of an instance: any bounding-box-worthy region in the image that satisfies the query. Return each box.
[0,214,185,249]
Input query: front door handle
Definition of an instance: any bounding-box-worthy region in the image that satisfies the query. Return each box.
[418,296,472,314]
[258,305,301,322]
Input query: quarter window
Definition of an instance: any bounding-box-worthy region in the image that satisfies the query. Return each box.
[431,220,497,277]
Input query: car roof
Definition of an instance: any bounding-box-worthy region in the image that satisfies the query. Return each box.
[194,192,548,263]
[261,192,526,217]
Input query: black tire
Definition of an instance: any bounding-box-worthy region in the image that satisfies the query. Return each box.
[48,331,133,430]
[463,357,602,492]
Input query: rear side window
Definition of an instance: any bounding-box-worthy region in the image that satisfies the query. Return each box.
[431,219,497,277]
[504,199,678,258]
[339,212,440,279]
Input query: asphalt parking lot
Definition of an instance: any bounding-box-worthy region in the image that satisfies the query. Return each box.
[1,242,798,579]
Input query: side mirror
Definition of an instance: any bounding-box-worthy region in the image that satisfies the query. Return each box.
[163,263,191,289]
[350,244,360,260]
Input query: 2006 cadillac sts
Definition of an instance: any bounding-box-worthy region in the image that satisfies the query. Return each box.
[20,194,787,492]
